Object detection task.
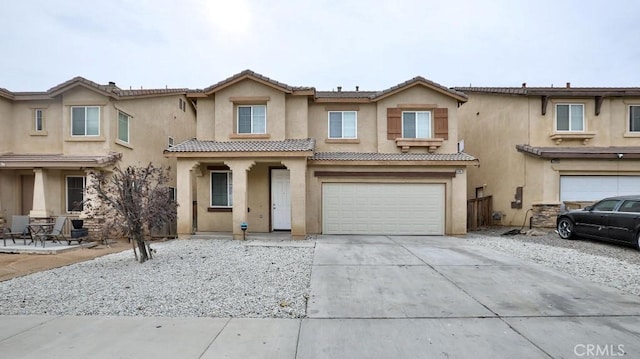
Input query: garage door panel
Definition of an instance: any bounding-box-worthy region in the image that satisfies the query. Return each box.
[560,176,640,202]
[322,183,444,235]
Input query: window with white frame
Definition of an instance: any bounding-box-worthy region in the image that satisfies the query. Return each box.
[237,105,266,134]
[35,109,44,131]
[402,111,432,138]
[117,111,130,143]
[556,104,584,131]
[71,106,100,136]
[168,136,175,147]
[66,176,85,212]
[328,111,357,139]
[629,105,640,132]
[211,171,233,207]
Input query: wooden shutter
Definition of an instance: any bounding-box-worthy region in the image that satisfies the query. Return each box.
[433,108,448,140]
[387,108,402,140]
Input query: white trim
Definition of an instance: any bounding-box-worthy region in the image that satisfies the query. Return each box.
[70,106,101,137]
[117,110,131,143]
[327,111,358,139]
[237,105,267,134]
[401,110,432,138]
[555,103,584,132]
[210,170,233,207]
[65,175,86,213]
[628,105,640,132]
[34,109,44,131]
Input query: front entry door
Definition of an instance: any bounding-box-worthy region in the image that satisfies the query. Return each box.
[271,169,291,230]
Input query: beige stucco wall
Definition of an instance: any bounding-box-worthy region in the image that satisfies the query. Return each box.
[376,86,460,153]
[309,102,378,152]
[213,80,287,141]
[285,95,308,139]
[459,92,640,227]
[0,86,197,220]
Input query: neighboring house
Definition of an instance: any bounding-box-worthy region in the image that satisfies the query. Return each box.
[456,84,640,227]
[0,77,196,236]
[165,70,477,239]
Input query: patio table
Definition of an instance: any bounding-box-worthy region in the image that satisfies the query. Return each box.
[27,223,54,246]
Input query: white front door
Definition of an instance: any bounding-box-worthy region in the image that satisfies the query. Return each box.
[271,169,291,230]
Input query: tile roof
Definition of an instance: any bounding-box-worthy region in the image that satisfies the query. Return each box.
[202,70,314,94]
[316,77,468,102]
[310,152,477,162]
[516,145,640,159]
[5,76,188,100]
[0,152,121,168]
[455,87,640,97]
[165,138,316,153]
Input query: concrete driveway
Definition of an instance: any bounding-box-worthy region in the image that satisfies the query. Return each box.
[1,235,639,358]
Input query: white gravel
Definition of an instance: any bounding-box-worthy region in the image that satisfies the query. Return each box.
[0,239,313,318]
[466,229,640,297]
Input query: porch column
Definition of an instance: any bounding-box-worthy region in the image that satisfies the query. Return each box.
[283,159,307,240]
[225,159,255,240]
[176,160,198,237]
[29,168,51,218]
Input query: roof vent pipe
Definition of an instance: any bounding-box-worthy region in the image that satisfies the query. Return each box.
[522,83,526,88]
[566,82,571,88]
[356,86,359,91]
[337,86,342,92]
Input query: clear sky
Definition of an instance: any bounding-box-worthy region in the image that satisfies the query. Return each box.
[2,0,639,92]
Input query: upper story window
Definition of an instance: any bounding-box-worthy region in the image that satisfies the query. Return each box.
[402,111,432,138]
[629,105,640,132]
[168,136,175,147]
[328,111,357,139]
[71,106,100,136]
[556,104,584,132]
[34,109,44,131]
[117,111,130,143]
[211,171,233,207]
[237,105,266,134]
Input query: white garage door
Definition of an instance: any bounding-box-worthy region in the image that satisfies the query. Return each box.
[560,176,640,201]
[322,183,445,235]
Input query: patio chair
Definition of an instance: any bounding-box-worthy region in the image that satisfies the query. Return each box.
[3,215,31,246]
[38,216,68,247]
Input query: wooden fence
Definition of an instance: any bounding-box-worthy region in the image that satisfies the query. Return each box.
[467,196,493,230]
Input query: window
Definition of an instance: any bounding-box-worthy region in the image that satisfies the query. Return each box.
[35,109,44,131]
[66,176,85,212]
[556,104,584,131]
[211,171,232,207]
[117,111,130,143]
[619,200,640,213]
[71,106,100,136]
[592,199,618,212]
[402,111,431,138]
[328,111,357,139]
[168,187,177,201]
[237,105,266,134]
[168,136,175,147]
[629,106,640,132]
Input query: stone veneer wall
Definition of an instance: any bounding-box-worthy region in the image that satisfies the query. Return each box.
[531,203,561,228]
[83,217,106,242]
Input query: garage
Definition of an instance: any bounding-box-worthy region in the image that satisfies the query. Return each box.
[560,176,640,202]
[322,183,445,235]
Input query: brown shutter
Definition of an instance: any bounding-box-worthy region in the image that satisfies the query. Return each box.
[433,108,448,140]
[387,108,402,140]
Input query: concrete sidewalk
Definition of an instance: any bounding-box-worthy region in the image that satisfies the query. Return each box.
[1,235,639,358]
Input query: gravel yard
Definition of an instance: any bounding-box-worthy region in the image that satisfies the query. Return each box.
[466,228,640,296]
[0,239,313,318]
[1,230,638,318]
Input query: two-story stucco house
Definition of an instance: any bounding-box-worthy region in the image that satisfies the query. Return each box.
[456,84,640,228]
[0,77,196,234]
[165,70,477,239]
